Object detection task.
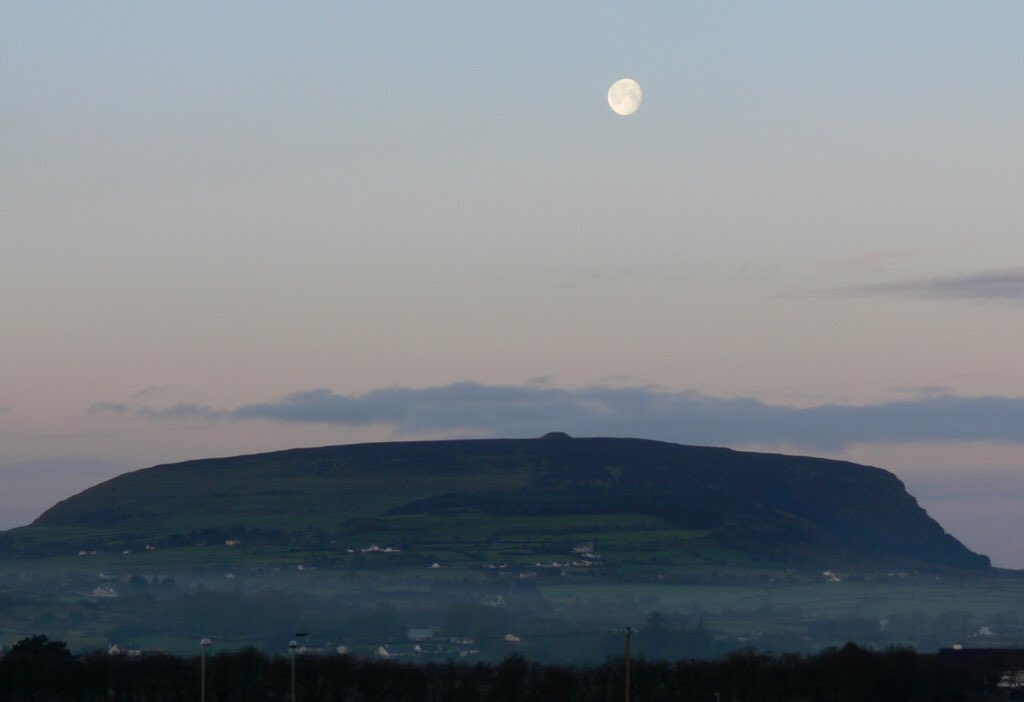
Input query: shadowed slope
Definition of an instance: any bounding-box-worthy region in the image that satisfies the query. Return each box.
[0,437,990,570]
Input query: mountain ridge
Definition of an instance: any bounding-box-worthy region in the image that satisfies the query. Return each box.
[0,436,990,571]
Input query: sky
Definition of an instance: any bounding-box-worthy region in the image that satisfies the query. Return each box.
[3,2,1024,565]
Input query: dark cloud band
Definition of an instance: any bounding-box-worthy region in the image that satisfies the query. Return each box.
[836,268,1024,301]
[89,383,1024,450]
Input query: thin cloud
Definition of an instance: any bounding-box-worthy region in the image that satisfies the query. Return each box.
[836,268,1024,302]
[90,383,1024,450]
[89,402,227,422]
[822,248,917,272]
[888,386,956,398]
[131,385,172,399]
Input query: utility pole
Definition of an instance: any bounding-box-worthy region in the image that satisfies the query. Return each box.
[289,640,297,702]
[290,632,308,702]
[624,627,635,702]
[200,638,211,702]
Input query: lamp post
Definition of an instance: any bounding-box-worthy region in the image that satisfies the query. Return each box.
[200,638,211,702]
[289,632,307,702]
[623,627,634,702]
[289,640,297,702]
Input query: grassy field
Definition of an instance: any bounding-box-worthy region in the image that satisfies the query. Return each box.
[3,564,1024,656]
[538,571,1024,621]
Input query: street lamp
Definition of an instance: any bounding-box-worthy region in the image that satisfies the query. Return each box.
[623,627,634,702]
[290,632,307,702]
[289,640,299,702]
[200,638,211,702]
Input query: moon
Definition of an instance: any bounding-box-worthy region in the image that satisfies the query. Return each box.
[608,78,642,116]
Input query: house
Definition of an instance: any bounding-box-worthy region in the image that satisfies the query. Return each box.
[571,542,602,561]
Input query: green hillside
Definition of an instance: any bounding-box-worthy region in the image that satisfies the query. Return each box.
[0,435,990,572]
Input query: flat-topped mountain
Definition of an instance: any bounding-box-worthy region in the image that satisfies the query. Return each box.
[0,436,990,571]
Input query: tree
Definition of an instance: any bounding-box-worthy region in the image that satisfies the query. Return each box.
[5,634,72,662]
[0,635,76,701]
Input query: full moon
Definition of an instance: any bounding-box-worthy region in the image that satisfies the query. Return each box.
[608,78,642,116]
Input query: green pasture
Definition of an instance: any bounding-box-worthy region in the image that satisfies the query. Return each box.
[538,570,1024,623]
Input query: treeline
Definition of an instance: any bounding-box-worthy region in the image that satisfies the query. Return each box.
[0,635,998,701]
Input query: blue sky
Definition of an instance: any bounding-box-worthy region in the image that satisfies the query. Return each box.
[3,2,1024,565]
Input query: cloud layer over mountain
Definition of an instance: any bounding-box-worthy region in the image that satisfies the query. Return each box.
[91,382,1024,451]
